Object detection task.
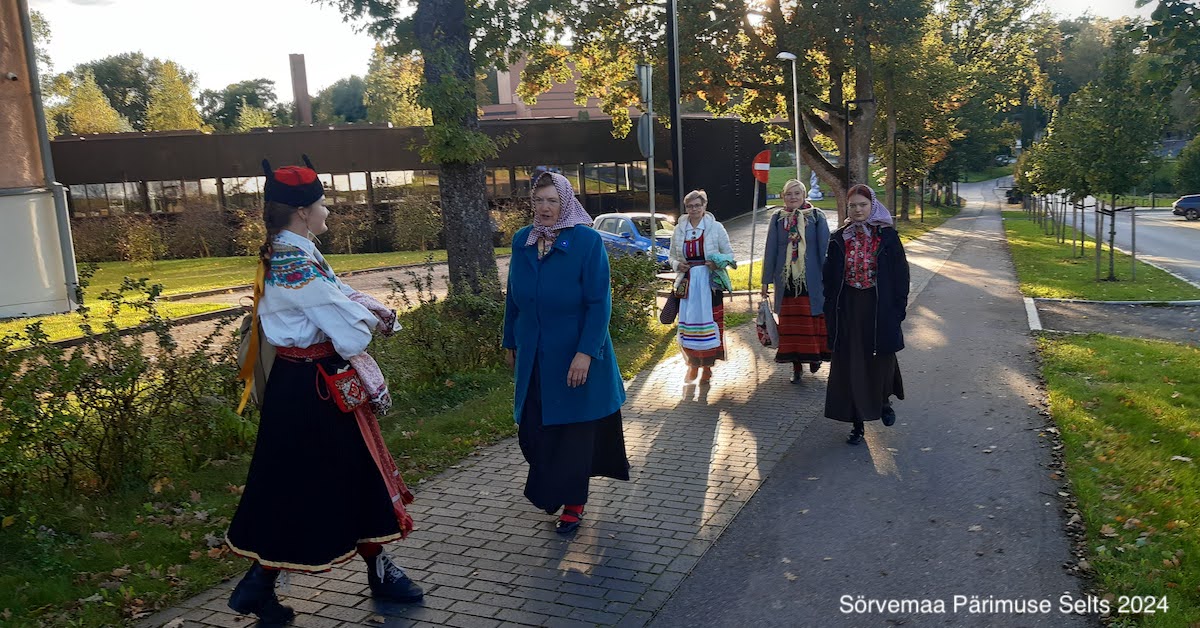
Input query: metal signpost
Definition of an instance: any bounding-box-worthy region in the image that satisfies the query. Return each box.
[748,150,771,303]
[636,63,660,316]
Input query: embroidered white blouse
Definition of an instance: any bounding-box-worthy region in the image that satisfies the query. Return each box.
[258,230,378,359]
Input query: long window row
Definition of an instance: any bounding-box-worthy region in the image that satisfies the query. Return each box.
[66,162,668,218]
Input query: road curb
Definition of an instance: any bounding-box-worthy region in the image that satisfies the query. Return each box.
[1024,297,1043,331]
[1033,297,1200,306]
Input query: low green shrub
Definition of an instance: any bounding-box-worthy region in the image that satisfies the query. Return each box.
[0,270,251,505]
[387,194,443,251]
[607,252,659,340]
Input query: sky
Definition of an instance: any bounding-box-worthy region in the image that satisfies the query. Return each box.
[30,0,1158,100]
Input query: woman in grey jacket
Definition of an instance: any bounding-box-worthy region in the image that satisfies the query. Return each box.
[760,179,832,382]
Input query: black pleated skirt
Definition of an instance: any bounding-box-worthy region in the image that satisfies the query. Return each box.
[225,354,402,572]
[518,362,630,513]
[824,286,905,423]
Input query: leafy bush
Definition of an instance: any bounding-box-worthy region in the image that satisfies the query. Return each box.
[323,203,377,254]
[114,214,167,264]
[233,209,266,256]
[165,202,235,258]
[387,194,443,251]
[493,196,530,243]
[69,218,122,263]
[607,252,659,340]
[1176,137,1200,194]
[378,263,506,392]
[0,270,252,504]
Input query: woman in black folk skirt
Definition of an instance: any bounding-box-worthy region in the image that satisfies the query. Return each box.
[226,350,403,569]
[224,159,421,626]
[823,184,910,445]
[503,172,630,534]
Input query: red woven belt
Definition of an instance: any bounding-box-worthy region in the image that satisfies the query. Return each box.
[276,341,336,360]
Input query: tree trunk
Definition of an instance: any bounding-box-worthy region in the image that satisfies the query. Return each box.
[900,184,910,221]
[415,0,499,296]
[886,67,897,215]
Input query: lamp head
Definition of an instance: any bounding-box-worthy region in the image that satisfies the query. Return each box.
[776,51,797,61]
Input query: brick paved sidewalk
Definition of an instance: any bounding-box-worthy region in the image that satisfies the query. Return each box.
[140,321,824,628]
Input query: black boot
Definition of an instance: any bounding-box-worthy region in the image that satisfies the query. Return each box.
[846,422,865,445]
[366,553,424,603]
[228,563,294,626]
[882,403,896,427]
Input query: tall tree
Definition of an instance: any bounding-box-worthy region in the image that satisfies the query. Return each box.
[1072,33,1167,279]
[1137,0,1200,91]
[29,9,53,89]
[144,61,206,132]
[363,45,431,127]
[328,0,550,296]
[199,79,278,131]
[233,98,276,133]
[68,53,194,131]
[50,71,133,135]
[313,76,369,124]
[520,0,932,217]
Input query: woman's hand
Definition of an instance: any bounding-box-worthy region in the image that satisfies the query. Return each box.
[760,285,770,298]
[505,348,515,370]
[568,352,592,388]
[705,260,718,271]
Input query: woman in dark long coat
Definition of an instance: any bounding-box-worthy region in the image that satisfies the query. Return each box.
[503,172,630,534]
[822,183,910,445]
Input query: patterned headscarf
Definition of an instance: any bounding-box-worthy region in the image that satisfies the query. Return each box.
[781,179,815,294]
[525,172,593,246]
[843,183,894,242]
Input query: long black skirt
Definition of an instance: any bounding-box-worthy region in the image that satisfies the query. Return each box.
[518,362,630,513]
[225,354,402,572]
[824,286,905,423]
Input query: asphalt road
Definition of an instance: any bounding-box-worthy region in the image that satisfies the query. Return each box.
[651,181,1092,627]
[1045,200,1200,287]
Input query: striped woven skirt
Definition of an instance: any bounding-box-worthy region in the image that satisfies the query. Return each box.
[680,290,725,366]
[774,285,831,364]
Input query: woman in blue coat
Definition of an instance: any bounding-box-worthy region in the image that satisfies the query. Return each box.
[502,172,629,534]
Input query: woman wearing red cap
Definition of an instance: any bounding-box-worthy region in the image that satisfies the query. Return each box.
[224,157,421,625]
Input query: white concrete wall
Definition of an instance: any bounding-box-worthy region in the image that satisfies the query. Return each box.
[0,189,73,318]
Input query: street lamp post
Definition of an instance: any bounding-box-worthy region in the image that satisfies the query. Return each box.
[776,52,801,184]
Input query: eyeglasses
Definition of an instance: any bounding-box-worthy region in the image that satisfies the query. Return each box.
[685,203,705,210]
[532,197,561,206]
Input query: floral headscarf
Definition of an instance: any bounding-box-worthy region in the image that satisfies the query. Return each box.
[843,183,894,242]
[525,172,593,246]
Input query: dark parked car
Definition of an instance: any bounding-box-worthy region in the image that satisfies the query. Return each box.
[593,212,674,268]
[1172,195,1200,221]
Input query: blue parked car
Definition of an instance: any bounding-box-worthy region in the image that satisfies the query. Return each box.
[593,212,675,268]
[1172,194,1200,221]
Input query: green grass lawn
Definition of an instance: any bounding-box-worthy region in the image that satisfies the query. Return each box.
[1039,334,1200,626]
[0,314,679,627]
[963,164,1014,183]
[0,301,232,348]
[1002,211,1200,301]
[88,249,512,299]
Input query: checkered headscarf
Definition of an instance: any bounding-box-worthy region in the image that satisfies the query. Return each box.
[525,172,593,246]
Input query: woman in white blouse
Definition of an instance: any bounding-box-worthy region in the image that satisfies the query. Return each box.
[667,190,736,384]
[224,158,422,625]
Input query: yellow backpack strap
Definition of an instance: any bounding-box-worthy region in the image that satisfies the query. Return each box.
[237,261,267,415]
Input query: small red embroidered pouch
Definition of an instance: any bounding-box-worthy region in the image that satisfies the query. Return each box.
[316,364,369,413]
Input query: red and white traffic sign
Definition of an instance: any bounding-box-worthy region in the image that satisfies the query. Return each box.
[751,150,771,184]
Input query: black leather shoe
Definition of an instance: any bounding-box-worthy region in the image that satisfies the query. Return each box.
[882,405,896,427]
[846,423,865,445]
[809,362,821,373]
[228,563,295,626]
[367,554,424,603]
